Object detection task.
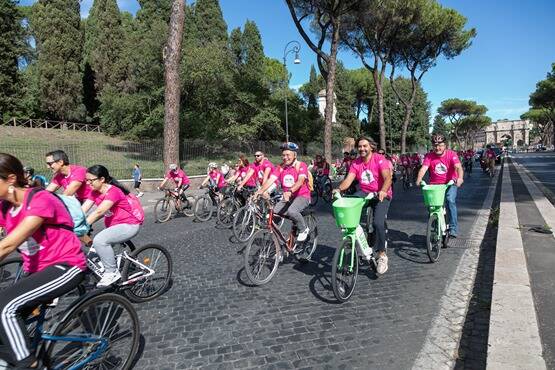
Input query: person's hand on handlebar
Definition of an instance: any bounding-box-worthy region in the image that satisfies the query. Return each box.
[455,177,464,187]
[378,190,388,202]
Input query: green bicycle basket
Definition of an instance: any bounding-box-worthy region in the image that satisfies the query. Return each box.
[332,197,365,229]
[422,184,448,207]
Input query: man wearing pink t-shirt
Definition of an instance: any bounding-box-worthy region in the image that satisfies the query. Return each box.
[45,150,90,203]
[256,142,311,242]
[158,164,190,198]
[416,134,464,238]
[335,136,393,275]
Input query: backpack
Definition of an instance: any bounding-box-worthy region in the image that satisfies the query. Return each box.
[292,161,314,192]
[125,193,145,224]
[3,188,90,237]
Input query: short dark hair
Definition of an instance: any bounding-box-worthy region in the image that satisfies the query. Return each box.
[45,150,69,165]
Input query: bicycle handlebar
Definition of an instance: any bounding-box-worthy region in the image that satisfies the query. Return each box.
[420,180,455,187]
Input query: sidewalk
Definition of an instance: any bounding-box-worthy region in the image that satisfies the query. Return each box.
[488,157,555,369]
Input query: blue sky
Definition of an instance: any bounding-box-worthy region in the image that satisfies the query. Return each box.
[20,0,555,121]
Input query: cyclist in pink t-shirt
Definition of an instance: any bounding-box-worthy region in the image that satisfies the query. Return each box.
[335,136,393,275]
[201,163,227,191]
[45,149,91,203]
[256,142,311,242]
[416,134,464,238]
[159,163,190,196]
[82,165,141,288]
[0,153,86,369]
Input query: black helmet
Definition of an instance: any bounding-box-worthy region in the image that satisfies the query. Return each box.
[431,134,446,145]
[23,166,34,176]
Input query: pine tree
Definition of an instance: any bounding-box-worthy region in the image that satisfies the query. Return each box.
[193,0,227,45]
[0,0,25,119]
[32,0,84,120]
[241,20,264,86]
[83,0,125,93]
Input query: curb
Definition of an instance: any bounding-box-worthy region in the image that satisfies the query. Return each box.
[487,160,546,369]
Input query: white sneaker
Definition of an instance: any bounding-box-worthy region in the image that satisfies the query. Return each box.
[137,192,144,197]
[376,254,389,275]
[96,271,121,288]
[297,227,310,242]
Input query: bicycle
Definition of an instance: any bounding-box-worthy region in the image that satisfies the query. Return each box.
[194,183,224,222]
[310,174,333,206]
[243,201,318,285]
[232,192,283,243]
[421,180,454,263]
[154,188,196,223]
[401,166,412,190]
[330,192,381,302]
[216,185,243,227]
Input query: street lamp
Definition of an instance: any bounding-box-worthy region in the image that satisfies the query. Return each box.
[283,40,301,143]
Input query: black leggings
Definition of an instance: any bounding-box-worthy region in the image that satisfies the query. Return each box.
[0,263,84,367]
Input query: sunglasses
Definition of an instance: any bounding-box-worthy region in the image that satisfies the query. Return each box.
[255,154,263,157]
[46,161,57,167]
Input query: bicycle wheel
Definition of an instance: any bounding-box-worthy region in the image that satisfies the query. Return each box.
[0,255,24,290]
[194,194,213,222]
[121,244,173,303]
[331,237,358,303]
[154,197,173,223]
[45,293,140,370]
[295,214,318,263]
[310,190,318,207]
[322,180,333,203]
[233,205,257,243]
[217,198,238,227]
[426,212,442,263]
[244,229,280,285]
[182,195,196,217]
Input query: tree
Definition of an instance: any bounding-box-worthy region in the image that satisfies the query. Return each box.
[194,0,228,45]
[163,0,185,167]
[521,109,553,147]
[432,114,448,137]
[31,0,85,121]
[437,98,490,149]
[524,63,555,146]
[285,0,360,163]
[389,0,475,153]
[0,0,26,119]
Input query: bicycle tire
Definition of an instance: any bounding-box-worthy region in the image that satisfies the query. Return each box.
[182,195,196,217]
[331,237,358,303]
[122,244,173,303]
[244,229,280,285]
[154,197,173,223]
[233,205,257,243]
[310,190,318,207]
[322,182,333,203]
[217,198,238,227]
[426,212,441,263]
[295,214,318,263]
[0,255,24,290]
[194,194,213,222]
[45,293,140,370]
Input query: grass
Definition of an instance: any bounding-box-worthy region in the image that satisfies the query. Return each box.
[1,126,315,180]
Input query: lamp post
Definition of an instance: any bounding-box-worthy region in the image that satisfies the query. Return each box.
[283,40,301,143]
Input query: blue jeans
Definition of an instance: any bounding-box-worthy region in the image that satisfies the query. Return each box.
[445,186,458,236]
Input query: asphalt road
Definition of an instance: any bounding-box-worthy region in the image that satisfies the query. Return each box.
[511,151,555,202]
[120,163,495,370]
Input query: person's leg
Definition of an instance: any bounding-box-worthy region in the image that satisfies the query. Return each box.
[286,196,309,231]
[371,199,390,253]
[446,186,458,237]
[0,265,83,367]
[93,224,141,274]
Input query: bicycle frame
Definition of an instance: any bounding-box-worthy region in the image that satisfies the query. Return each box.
[266,208,295,252]
[428,205,448,238]
[87,249,155,286]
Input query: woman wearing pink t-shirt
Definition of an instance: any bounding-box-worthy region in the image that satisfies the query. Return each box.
[335,137,393,275]
[82,165,141,288]
[0,153,85,369]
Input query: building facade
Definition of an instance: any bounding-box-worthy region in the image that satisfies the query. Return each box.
[474,119,531,149]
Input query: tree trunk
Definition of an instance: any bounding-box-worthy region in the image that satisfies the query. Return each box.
[323,23,340,164]
[400,89,417,154]
[163,0,185,168]
[372,60,386,150]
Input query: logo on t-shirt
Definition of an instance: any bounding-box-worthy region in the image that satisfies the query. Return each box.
[361,170,375,184]
[434,163,448,175]
[18,237,43,256]
[283,174,295,187]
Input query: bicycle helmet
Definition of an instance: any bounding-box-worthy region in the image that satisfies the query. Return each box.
[208,162,217,169]
[169,163,178,170]
[23,166,35,175]
[431,134,446,145]
[220,164,230,175]
[280,142,299,152]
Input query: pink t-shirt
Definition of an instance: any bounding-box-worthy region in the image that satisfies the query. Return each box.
[422,149,461,185]
[485,149,496,159]
[165,169,190,186]
[238,164,257,187]
[314,162,330,176]
[254,159,275,184]
[209,170,226,189]
[348,154,393,198]
[273,161,311,200]
[87,186,141,228]
[51,164,90,202]
[0,190,86,273]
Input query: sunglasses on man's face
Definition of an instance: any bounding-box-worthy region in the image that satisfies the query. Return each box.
[255,154,263,157]
[46,161,57,167]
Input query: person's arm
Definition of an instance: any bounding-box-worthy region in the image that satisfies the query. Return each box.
[174,177,183,188]
[415,165,429,186]
[455,163,464,187]
[337,172,356,192]
[200,175,209,187]
[62,180,83,196]
[378,168,392,201]
[0,216,43,261]
[46,182,60,193]
[261,167,272,185]
[81,199,95,214]
[86,199,114,226]
[238,168,255,189]
[159,178,168,189]
[256,174,278,196]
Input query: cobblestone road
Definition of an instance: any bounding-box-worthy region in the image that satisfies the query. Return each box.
[125,166,494,370]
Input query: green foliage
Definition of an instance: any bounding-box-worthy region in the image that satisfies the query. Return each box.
[32,0,85,121]
[523,63,555,146]
[438,98,490,149]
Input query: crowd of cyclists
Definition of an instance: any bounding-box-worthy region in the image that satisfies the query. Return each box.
[0,132,502,368]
